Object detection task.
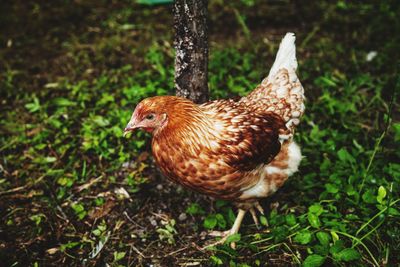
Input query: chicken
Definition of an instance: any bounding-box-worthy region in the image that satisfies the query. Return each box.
[124,33,304,247]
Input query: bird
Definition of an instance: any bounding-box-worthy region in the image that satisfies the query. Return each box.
[124,32,304,247]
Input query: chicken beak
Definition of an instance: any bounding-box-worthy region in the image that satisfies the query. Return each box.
[123,122,138,137]
[124,109,142,137]
[123,127,132,137]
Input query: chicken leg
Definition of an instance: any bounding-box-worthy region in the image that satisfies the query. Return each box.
[205,209,246,249]
[205,201,265,249]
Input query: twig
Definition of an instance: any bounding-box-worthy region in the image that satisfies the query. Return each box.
[166,246,189,256]
[150,211,169,221]
[75,175,103,192]
[123,211,145,229]
[130,244,147,258]
[0,175,45,196]
[55,204,69,221]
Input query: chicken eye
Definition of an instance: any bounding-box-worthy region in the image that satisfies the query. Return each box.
[146,114,155,120]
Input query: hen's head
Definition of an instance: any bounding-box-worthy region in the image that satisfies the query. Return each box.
[124,95,198,136]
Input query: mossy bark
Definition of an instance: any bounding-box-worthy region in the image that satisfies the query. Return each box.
[173,0,209,104]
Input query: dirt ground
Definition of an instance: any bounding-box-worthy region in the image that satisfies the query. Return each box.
[1,0,399,266]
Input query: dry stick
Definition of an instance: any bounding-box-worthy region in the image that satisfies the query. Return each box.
[130,243,147,258]
[166,246,190,256]
[75,175,103,192]
[0,175,45,196]
[123,211,146,229]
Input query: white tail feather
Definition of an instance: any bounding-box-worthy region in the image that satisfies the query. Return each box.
[268,32,298,78]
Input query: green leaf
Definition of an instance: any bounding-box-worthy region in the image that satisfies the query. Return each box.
[309,204,324,216]
[345,185,357,196]
[329,240,345,254]
[317,76,337,87]
[215,200,228,209]
[60,241,80,252]
[308,213,321,228]
[186,203,205,215]
[210,255,223,265]
[334,248,361,262]
[313,244,329,256]
[225,233,241,244]
[92,115,110,127]
[57,176,75,187]
[393,123,400,142]
[216,213,226,228]
[316,232,331,246]
[260,215,268,226]
[362,190,376,204]
[330,231,339,242]
[302,254,325,267]
[25,96,40,113]
[92,229,101,236]
[227,208,236,225]
[337,148,355,163]
[294,230,312,245]
[389,207,400,216]
[113,251,126,262]
[33,156,57,165]
[345,213,359,220]
[325,183,339,194]
[272,225,289,242]
[285,214,296,226]
[377,186,386,204]
[51,97,76,107]
[71,203,87,220]
[30,214,44,226]
[204,215,217,230]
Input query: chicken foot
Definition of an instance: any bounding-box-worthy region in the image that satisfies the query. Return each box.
[204,208,246,249]
[204,201,265,249]
[250,201,265,229]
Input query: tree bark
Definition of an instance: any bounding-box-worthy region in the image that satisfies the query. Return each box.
[173,0,209,104]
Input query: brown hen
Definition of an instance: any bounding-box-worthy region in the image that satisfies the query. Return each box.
[124,33,304,247]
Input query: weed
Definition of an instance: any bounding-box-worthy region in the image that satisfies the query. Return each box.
[0,0,399,266]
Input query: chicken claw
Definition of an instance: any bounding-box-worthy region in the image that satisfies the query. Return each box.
[255,201,265,215]
[249,208,260,230]
[203,209,247,249]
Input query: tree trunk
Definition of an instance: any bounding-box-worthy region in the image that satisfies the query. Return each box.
[173,0,209,104]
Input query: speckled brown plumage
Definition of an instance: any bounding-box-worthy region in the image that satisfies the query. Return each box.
[124,32,305,246]
[145,96,288,200]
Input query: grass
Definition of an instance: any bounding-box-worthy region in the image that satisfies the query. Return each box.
[1,0,399,266]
